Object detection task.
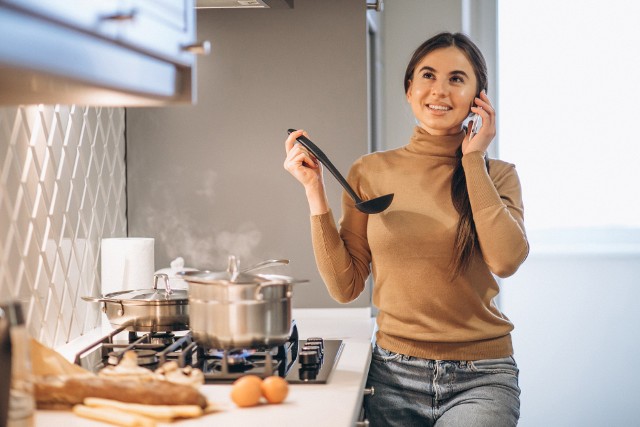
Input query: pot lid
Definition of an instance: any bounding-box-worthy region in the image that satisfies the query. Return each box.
[176,270,267,285]
[102,288,188,302]
[102,273,187,301]
[177,255,304,285]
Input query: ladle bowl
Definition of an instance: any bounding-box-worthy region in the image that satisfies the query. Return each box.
[288,129,394,214]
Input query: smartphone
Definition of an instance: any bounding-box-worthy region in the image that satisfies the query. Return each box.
[469,113,482,138]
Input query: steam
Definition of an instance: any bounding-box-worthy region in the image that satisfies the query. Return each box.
[215,226,262,264]
[136,167,262,270]
[193,169,216,198]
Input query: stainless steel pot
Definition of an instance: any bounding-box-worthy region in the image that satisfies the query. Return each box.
[82,274,189,332]
[178,256,307,349]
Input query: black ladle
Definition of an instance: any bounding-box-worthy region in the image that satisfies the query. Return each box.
[288,129,394,214]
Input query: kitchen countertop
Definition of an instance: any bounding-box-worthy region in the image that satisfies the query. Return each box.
[36,308,376,427]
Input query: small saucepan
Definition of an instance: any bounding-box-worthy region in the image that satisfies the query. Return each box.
[82,274,189,332]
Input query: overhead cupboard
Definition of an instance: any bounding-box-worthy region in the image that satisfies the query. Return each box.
[0,0,210,106]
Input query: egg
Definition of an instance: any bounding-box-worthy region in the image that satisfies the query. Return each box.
[230,375,263,408]
[260,376,289,404]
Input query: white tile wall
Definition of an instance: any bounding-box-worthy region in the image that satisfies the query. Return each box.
[0,105,126,347]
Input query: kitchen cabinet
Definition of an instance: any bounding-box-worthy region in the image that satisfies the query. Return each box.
[0,0,206,106]
[39,308,376,427]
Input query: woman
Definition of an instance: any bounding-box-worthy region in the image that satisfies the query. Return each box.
[284,32,528,426]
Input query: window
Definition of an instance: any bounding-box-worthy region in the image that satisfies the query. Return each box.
[498,1,640,232]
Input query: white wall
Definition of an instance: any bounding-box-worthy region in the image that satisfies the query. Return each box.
[501,238,640,426]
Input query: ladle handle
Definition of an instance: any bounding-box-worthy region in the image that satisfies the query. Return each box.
[288,129,362,203]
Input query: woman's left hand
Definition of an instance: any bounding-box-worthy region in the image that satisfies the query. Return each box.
[462,91,496,155]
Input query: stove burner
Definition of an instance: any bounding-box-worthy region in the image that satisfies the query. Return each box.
[148,332,176,346]
[208,349,255,368]
[211,358,255,373]
[128,331,175,346]
[107,349,158,367]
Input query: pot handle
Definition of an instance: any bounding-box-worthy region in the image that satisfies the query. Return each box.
[153,273,172,295]
[254,282,293,300]
[81,296,125,316]
[81,295,104,303]
[254,279,309,300]
[81,295,121,304]
[227,255,240,282]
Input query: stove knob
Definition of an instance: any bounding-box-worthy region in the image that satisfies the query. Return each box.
[305,338,324,349]
[303,342,323,358]
[299,367,318,381]
[301,345,321,357]
[299,350,320,367]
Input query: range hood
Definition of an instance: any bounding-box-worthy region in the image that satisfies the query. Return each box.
[195,0,293,8]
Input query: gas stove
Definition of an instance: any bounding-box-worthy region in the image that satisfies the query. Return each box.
[74,321,344,384]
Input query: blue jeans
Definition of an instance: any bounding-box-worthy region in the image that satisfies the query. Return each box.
[363,343,521,427]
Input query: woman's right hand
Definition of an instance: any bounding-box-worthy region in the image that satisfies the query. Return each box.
[284,129,330,214]
[284,129,323,188]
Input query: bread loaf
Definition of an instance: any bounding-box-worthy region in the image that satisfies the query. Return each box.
[35,376,208,409]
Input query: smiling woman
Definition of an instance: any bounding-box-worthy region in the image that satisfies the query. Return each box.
[283,31,528,427]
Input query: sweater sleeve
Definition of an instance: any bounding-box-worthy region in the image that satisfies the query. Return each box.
[309,160,372,303]
[462,151,529,277]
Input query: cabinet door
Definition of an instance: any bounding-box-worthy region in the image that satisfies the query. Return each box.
[117,0,195,66]
[0,0,123,38]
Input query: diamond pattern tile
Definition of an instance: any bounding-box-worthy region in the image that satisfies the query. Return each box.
[0,105,127,347]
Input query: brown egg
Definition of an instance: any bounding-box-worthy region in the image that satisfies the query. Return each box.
[261,376,289,404]
[238,375,263,388]
[230,375,263,408]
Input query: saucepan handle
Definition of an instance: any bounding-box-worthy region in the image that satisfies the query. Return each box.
[81,296,121,304]
[254,280,308,300]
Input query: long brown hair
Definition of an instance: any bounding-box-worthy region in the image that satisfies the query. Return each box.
[404,32,489,279]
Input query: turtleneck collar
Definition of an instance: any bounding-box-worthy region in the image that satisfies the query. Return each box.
[405,126,465,158]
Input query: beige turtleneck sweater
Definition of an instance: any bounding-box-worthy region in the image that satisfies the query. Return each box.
[310,126,529,360]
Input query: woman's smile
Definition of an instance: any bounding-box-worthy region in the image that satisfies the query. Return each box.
[426,103,453,116]
[427,104,452,112]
